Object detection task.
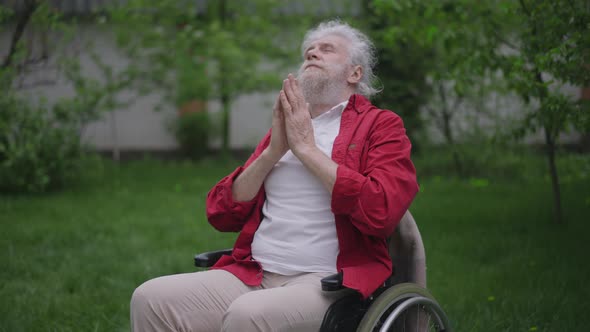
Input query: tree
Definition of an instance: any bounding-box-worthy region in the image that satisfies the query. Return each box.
[499,0,590,224]
[0,1,128,192]
[361,0,436,153]
[107,0,308,154]
[370,0,505,174]
[373,0,590,224]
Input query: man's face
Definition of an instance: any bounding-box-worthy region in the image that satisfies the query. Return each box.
[297,34,353,105]
[298,34,352,82]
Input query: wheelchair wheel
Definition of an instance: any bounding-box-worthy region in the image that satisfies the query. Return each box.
[356,283,451,332]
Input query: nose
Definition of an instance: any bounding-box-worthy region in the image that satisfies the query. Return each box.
[306,48,319,61]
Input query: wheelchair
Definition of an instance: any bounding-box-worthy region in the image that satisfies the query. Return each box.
[195,211,451,331]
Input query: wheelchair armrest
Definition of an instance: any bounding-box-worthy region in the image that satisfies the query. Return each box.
[321,272,343,291]
[194,249,233,268]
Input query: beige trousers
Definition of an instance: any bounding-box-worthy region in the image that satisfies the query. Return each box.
[130,269,351,332]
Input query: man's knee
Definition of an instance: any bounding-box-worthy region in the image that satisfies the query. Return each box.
[130,278,167,331]
[132,272,249,332]
[130,277,165,317]
[223,294,270,331]
[130,276,190,330]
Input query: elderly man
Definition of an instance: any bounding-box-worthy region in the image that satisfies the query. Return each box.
[131,20,418,332]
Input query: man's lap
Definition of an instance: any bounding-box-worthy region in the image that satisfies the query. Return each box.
[131,269,350,331]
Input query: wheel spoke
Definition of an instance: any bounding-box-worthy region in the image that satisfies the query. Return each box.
[357,284,451,332]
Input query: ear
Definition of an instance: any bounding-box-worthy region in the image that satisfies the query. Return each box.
[347,65,363,85]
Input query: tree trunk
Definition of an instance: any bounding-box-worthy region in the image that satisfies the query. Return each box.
[521,0,565,225]
[220,91,230,154]
[442,108,463,177]
[438,83,463,176]
[2,0,37,69]
[109,110,120,162]
[544,126,564,224]
[533,67,563,224]
[218,0,230,154]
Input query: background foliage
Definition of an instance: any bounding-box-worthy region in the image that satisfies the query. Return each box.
[372,0,590,223]
[1,1,589,330]
[106,0,309,153]
[0,1,127,193]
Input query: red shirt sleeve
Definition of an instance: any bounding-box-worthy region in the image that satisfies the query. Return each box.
[206,131,271,232]
[331,112,418,237]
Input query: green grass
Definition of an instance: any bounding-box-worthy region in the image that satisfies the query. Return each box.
[413,176,590,331]
[1,156,589,331]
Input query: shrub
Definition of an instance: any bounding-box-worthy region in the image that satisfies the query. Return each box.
[171,111,210,160]
[413,144,547,181]
[0,94,85,193]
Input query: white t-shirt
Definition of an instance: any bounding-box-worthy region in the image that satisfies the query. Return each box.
[251,101,348,275]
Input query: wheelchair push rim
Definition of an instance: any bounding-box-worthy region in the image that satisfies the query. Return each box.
[356,283,451,332]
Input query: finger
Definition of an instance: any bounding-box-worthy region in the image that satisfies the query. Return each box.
[282,77,292,99]
[283,77,298,107]
[287,73,298,95]
[288,74,306,108]
[272,94,284,121]
[292,77,306,102]
[273,92,280,111]
[279,90,293,115]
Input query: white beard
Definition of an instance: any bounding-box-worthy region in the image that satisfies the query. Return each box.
[297,62,349,107]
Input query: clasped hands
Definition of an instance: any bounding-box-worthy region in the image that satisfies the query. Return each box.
[266,74,316,161]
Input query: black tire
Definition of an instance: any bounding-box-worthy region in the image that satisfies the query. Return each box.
[356,283,451,332]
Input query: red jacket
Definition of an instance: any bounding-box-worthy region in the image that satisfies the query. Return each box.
[206,94,418,299]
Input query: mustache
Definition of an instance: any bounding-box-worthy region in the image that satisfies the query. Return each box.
[304,62,323,69]
[297,62,323,79]
[299,62,324,72]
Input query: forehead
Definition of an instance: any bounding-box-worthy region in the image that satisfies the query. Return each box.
[305,34,351,51]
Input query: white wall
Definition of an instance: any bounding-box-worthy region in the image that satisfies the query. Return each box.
[2,22,583,154]
[1,23,280,152]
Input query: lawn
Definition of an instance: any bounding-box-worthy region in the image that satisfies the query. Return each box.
[1,155,589,331]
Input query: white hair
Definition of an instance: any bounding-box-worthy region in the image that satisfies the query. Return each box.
[301,20,381,98]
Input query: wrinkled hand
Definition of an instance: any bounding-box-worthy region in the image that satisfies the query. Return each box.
[279,74,315,156]
[267,93,289,161]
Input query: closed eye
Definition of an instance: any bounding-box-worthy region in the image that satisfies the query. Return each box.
[305,42,336,57]
[320,44,334,52]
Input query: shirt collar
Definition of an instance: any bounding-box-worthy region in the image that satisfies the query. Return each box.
[313,100,348,121]
[323,100,348,117]
[332,100,348,114]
